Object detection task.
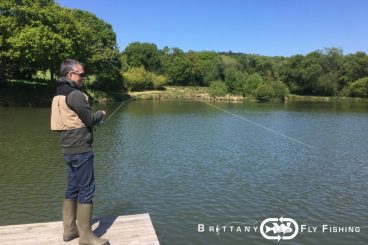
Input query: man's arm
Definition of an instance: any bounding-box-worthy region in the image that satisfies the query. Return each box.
[66,90,105,128]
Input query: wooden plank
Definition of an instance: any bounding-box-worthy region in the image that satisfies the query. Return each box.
[0,213,160,245]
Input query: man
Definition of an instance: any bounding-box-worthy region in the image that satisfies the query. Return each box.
[51,59,109,245]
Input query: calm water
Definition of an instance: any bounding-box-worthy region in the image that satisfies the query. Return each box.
[0,101,367,245]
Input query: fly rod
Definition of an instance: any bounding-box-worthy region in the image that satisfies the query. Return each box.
[102,92,162,124]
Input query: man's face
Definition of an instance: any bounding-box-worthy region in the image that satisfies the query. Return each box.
[67,64,85,87]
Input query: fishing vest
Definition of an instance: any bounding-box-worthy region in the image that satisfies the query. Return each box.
[50,90,88,131]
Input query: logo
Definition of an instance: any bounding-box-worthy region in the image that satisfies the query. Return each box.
[197,217,360,241]
[260,217,299,241]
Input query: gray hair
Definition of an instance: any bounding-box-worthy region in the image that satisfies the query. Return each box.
[59,59,84,77]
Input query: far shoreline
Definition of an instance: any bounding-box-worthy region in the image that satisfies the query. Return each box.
[1,86,368,107]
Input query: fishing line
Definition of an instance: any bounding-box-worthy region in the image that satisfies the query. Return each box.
[103,92,163,123]
[196,99,318,150]
[102,94,317,150]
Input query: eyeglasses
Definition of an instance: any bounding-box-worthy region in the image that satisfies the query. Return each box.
[69,71,85,77]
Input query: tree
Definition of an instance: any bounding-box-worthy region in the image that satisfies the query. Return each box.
[8,25,72,79]
[314,72,338,96]
[282,53,323,95]
[224,67,247,94]
[341,52,368,87]
[122,66,167,91]
[0,12,18,82]
[254,81,289,102]
[271,81,289,100]
[68,9,121,89]
[124,42,161,72]
[244,73,264,95]
[0,0,122,88]
[160,47,191,85]
[186,51,202,85]
[122,66,151,91]
[196,51,224,86]
[254,83,275,102]
[343,77,368,97]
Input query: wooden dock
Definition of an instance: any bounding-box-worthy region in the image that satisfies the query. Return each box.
[0,213,160,245]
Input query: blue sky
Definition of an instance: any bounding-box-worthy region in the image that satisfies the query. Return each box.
[56,0,368,56]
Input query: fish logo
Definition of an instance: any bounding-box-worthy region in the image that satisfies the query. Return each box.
[260,217,299,241]
[266,222,293,234]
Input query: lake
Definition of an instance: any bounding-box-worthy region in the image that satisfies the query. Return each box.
[0,100,367,245]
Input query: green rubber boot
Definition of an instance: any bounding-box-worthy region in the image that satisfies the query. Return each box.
[77,203,110,245]
[62,199,79,241]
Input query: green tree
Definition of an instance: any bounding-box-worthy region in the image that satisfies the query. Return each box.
[122,66,167,91]
[254,83,275,102]
[341,52,368,87]
[122,66,151,91]
[0,0,121,88]
[254,81,288,102]
[271,81,289,100]
[186,51,202,85]
[0,13,18,82]
[314,72,338,96]
[224,67,247,94]
[282,53,323,95]
[196,51,224,86]
[244,73,264,95]
[8,25,72,79]
[160,47,191,85]
[343,77,368,97]
[151,73,168,89]
[69,9,121,89]
[124,42,161,72]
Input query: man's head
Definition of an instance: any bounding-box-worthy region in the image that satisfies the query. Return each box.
[59,59,85,87]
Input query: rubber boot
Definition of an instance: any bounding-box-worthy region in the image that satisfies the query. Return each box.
[77,203,110,245]
[63,199,79,241]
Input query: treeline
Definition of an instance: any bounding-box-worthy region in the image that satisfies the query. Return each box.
[121,43,368,100]
[1,1,368,101]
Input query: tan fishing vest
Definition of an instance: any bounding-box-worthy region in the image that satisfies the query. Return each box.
[50,93,88,130]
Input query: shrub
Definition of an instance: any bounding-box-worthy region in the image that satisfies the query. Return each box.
[122,66,151,91]
[122,66,168,91]
[254,81,289,102]
[254,83,275,101]
[272,81,289,100]
[346,77,368,97]
[151,74,168,89]
[224,67,248,95]
[314,72,338,96]
[209,80,228,97]
[244,73,263,95]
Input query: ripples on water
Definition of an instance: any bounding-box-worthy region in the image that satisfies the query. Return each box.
[0,101,367,245]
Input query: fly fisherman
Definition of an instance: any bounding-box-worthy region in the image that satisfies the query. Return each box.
[51,59,109,245]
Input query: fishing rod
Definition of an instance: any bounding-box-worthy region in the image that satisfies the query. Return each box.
[101,92,163,124]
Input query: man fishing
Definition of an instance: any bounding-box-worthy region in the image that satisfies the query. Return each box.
[51,59,109,245]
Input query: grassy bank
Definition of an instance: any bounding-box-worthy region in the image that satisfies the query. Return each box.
[286,94,368,102]
[129,86,249,102]
[130,86,368,103]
